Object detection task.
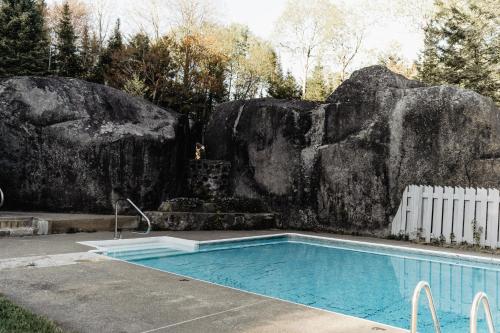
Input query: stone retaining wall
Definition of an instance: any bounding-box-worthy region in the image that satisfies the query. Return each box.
[188,160,231,199]
[146,211,276,231]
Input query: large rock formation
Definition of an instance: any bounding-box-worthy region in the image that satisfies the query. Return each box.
[205,99,324,229]
[205,66,500,233]
[0,76,189,212]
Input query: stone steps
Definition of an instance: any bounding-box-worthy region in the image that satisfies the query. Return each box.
[0,217,46,237]
[0,218,31,229]
[0,214,139,236]
[0,227,34,237]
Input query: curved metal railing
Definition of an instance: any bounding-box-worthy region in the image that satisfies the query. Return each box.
[470,292,496,333]
[0,188,4,209]
[411,281,441,333]
[114,198,151,239]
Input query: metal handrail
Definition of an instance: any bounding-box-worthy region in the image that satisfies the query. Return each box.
[411,281,441,333]
[470,292,496,333]
[114,198,151,239]
[0,188,4,209]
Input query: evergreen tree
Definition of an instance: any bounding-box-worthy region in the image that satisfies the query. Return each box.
[304,63,327,101]
[123,74,148,97]
[0,0,49,76]
[418,0,499,103]
[95,18,123,84]
[80,23,91,77]
[108,18,123,53]
[85,31,101,81]
[267,54,301,99]
[55,2,81,77]
[128,32,150,60]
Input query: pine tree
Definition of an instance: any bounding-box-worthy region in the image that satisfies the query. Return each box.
[267,54,301,99]
[80,23,91,77]
[418,1,499,103]
[95,18,123,84]
[108,18,123,52]
[55,2,81,77]
[85,31,101,81]
[0,0,49,76]
[128,32,150,60]
[304,63,327,101]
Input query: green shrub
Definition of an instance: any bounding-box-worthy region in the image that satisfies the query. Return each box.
[0,294,63,333]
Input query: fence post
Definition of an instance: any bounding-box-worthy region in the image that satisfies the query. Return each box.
[476,188,488,247]
[453,187,465,244]
[463,187,477,245]
[431,186,444,242]
[421,186,434,242]
[442,187,454,244]
[486,189,499,249]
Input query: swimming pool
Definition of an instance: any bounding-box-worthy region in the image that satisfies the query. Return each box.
[101,234,500,332]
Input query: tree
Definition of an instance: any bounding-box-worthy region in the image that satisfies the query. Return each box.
[91,0,110,54]
[103,32,177,106]
[274,0,341,97]
[218,24,250,100]
[304,62,327,101]
[108,18,123,51]
[79,23,92,76]
[134,0,164,41]
[328,8,364,83]
[0,0,49,76]
[418,0,499,103]
[123,74,148,97]
[170,0,214,36]
[267,51,301,99]
[46,0,90,37]
[174,31,227,118]
[378,42,418,79]
[55,2,81,77]
[95,18,123,84]
[231,34,275,100]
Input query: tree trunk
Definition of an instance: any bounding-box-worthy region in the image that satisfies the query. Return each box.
[302,48,311,98]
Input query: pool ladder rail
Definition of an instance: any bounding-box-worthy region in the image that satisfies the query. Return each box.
[411,281,496,333]
[0,187,4,209]
[114,198,151,239]
[470,292,496,333]
[411,281,441,333]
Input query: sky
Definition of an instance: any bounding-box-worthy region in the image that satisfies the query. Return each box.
[47,0,430,78]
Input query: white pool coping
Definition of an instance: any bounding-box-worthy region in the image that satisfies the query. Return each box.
[80,232,500,268]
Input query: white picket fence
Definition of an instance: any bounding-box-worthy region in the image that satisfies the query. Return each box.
[391,185,500,248]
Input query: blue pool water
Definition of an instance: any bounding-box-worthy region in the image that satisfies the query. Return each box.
[106,236,500,332]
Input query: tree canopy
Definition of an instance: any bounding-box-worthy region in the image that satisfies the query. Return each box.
[0,0,49,76]
[418,0,499,103]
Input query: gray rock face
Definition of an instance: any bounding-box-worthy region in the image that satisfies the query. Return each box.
[206,66,500,233]
[0,76,189,212]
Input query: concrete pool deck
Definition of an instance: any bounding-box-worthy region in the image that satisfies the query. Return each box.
[10,229,500,333]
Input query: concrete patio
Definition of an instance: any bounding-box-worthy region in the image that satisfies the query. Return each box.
[0,230,408,333]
